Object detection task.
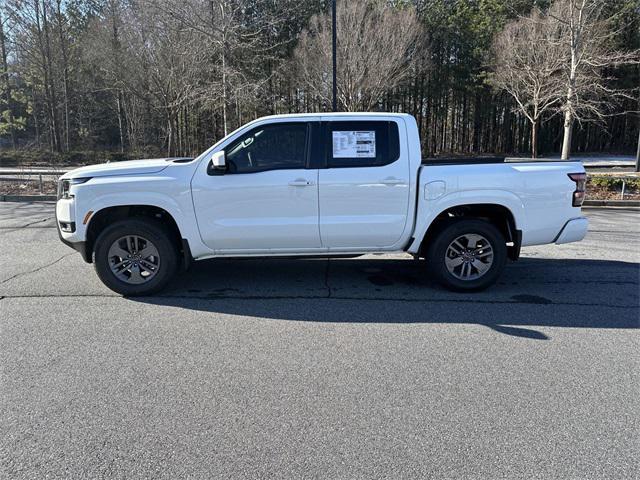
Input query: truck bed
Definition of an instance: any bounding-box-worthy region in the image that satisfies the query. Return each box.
[410,160,586,252]
[421,156,578,166]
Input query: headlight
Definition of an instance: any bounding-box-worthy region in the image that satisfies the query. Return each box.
[57,177,91,200]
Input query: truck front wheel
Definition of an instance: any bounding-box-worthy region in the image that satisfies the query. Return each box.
[426,219,507,292]
[93,218,178,296]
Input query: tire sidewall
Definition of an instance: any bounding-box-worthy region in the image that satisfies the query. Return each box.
[428,219,507,292]
[93,219,178,296]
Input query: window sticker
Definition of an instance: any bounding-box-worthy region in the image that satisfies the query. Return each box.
[332,131,376,158]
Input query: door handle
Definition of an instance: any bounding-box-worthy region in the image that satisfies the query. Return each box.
[380,177,405,185]
[288,179,315,186]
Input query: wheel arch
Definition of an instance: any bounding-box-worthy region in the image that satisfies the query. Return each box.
[84,204,192,268]
[413,201,522,261]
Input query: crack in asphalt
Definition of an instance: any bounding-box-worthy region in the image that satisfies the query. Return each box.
[0,217,53,234]
[0,292,635,309]
[0,252,75,285]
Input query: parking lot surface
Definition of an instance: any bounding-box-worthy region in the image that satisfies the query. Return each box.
[1,202,638,479]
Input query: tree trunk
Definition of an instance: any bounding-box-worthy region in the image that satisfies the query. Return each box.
[109,0,126,153]
[531,119,538,159]
[34,0,61,152]
[116,92,124,153]
[41,0,61,152]
[166,112,173,157]
[561,28,579,161]
[221,46,228,136]
[215,1,228,137]
[635,127,639,173]
[561,108,573,160]
[55,0,70,152]
[472,93,481,153]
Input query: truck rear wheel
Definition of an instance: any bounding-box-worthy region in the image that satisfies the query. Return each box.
[93,218,178,296]
[426,219,507,292]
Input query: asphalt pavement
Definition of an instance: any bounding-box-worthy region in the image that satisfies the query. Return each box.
[0,202,638,479]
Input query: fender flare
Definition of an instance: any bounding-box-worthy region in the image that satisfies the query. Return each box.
[84,193,191,237]
[407,190,526,254]
[79,192,208,263]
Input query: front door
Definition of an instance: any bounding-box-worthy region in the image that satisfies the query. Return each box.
[192,121,321,253]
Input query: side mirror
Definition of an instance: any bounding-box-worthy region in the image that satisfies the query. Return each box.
[210,150,226,173]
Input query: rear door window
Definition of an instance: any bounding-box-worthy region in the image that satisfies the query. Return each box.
[326,121,400,168]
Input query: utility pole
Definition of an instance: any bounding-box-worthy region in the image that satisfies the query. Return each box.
[332,0,337,112]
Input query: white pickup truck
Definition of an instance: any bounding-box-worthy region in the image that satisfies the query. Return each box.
[56,113,588,295]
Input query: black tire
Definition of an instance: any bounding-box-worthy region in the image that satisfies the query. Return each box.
[426,219,507,292]
[93,218,178,296]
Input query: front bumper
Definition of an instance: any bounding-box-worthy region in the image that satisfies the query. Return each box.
[57,228,91,262]
[554,217,589,244]
[55,198,91,262]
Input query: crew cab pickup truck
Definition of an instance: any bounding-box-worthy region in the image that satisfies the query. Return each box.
[56,113,588,295]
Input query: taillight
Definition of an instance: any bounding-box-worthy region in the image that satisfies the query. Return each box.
[568,173,586,207]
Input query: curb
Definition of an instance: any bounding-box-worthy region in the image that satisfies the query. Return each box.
[0,195,56,202]
[583,200,640,207]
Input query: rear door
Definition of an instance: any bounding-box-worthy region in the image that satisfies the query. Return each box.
[318,118,410,249]
[191,121,322,252]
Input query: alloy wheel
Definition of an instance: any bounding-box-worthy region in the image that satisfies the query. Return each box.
[107,235,160,284]
[444,233,494,281]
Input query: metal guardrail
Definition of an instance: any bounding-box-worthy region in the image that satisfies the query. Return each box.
[0,169,68,176]
[0,168,66,195]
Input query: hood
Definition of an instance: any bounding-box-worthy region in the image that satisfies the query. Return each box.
[61,158,174,179]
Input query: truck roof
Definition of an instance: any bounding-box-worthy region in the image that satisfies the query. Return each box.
[254,112,413,121]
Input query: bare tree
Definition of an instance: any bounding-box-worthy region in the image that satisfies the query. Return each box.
[127,2,209,156]
[294,0,424,111]
[489,9,565,158]
[2,0,637,160]
[7,0,63,151]
[0,7,17,148]
[83,0,128,152]
[548,0,640,159]
[53,0,70,151]
[148,0,285,136]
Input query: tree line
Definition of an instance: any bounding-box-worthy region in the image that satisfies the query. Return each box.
[0,0,638,162]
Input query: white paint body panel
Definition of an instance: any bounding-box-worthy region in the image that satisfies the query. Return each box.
[191,167,321,252]
[317,115,419,250]
[555,217,589,244]
[190,115,323,254]
[56,112,587,262]
[65,158,171,178]
[408,161,587,252]
[57,163,214,259]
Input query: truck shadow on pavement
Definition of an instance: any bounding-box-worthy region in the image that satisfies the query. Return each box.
[131,256,639,340]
